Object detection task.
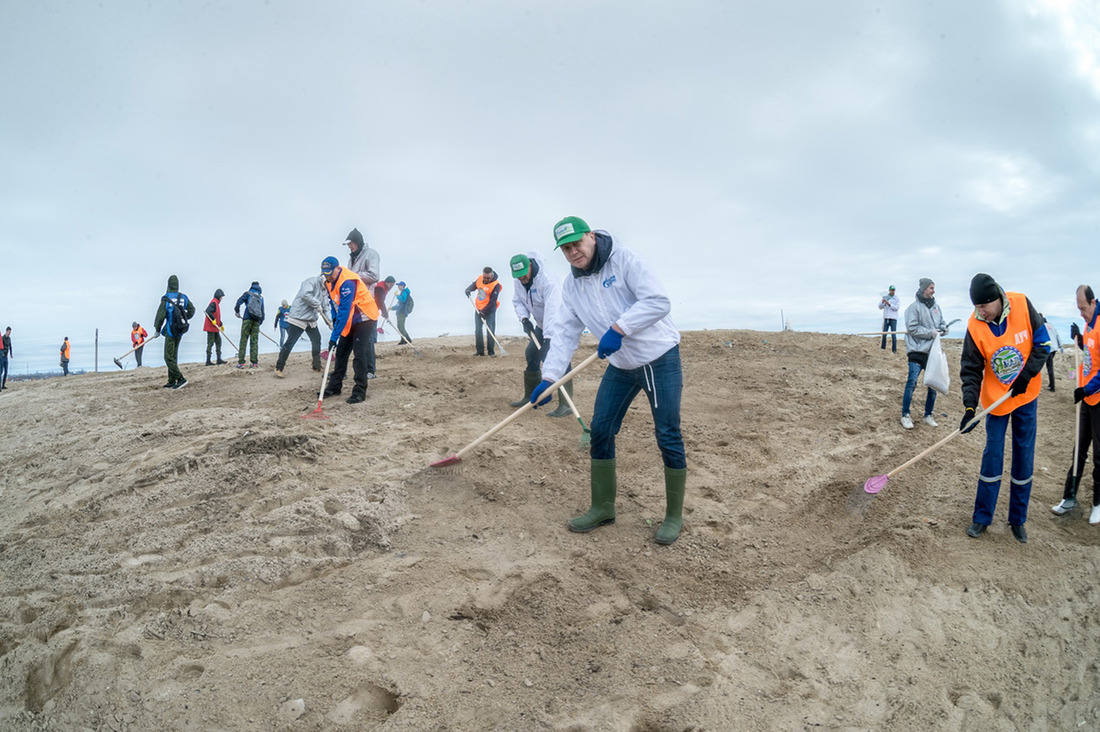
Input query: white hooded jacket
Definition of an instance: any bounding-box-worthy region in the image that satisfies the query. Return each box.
[511,251,562,339]
[542,236,679,382]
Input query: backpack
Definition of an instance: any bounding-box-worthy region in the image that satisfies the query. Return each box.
[165,294,190,336]
[247,290,264,320]
[404,291,414,314]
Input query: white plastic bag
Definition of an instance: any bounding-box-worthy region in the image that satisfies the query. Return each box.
[924,333,951,395]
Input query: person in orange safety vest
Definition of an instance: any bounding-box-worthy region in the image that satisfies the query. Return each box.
[59,337,71,376]
[959,273,1051,544]
[131,322,148,367]
[464,266,502,357]
[321,255,377,405]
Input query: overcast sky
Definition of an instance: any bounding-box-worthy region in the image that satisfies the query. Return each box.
[2,0,1098,374]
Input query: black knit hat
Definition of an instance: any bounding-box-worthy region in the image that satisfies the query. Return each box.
[346,228,364,247]
[214,288,225,299]
[969,273,1000,305]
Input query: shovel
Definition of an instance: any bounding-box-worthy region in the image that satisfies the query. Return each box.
[113,332,160,369]
[301,340,338,420]
[431,352,599,468]
[853,390,1013,516]
[527,329,590,447]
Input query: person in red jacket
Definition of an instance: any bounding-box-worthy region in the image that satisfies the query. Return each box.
[131,322,148,367]
[203,289,228,365]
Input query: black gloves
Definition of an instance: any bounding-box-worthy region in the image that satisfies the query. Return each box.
[1075,387,1086,404]
[328,339,338,352]
[1010,374,1032,397]
[521,318,534,335]
[959,407,978,434]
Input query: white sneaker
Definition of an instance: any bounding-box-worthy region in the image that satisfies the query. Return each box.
[1091,504,1100,525]
[274,369,285,378]
[901,414,914,430]
[923,415,939,427]
[1052,498,1077,515]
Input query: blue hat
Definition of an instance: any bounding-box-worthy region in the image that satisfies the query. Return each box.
[397,281,406,287]
[321,256,339,275]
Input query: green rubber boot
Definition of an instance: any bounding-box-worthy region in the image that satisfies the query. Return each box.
[547,380,573,418]
[655,466,686,545]
[568,458,617,533]
[510,370,542,408]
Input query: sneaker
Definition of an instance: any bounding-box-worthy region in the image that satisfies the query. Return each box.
[249,363,260,369]
[162,381,176,389]
[173,378,188,390]
[1051,498,1077,515]
[366,372,376,380]
[236,363,246,369]
[1010,523,1027,543]
[1091,504,1100,525]
[901,414,914,430]
[346,393,365,404]
[216,359,227,365]
[966,522,987,538]
[922,415,938,427]
[274,369,285,378]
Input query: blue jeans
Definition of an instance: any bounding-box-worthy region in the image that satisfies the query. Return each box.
[590,345,686,469]
[881,319,897,351]
[973,398,1037,526]
[902,360,936,417]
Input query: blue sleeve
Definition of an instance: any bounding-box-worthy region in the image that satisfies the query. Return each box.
[331,279,357,337]
[234,292,247,316]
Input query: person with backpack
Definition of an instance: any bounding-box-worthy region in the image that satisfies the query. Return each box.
[234,281,265,368]
[203,289,228,365]
[59,337,71,376]
[153,274,196,389]
[393,282,414,345]
[131,322,148,367]
[274,299,290,347]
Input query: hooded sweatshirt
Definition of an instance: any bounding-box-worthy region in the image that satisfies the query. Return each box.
[286,276,328,329]
[541,231,680,382]
[511,251,562,339]
[903,284,947,364]
[234,283,265,323]
[154,275,196,337]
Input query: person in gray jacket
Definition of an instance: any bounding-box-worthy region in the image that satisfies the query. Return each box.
[275,275,332,377]
[344,227,380,377]
[901,277,948,429]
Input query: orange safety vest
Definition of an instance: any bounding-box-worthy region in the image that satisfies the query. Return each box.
[966,291,1041,416]
[204,298,222,333]
[131,326,147,347]
[61,341,71,360]
[473,274,499,312]
[326,267,379,337]
[1079,318,1100,406]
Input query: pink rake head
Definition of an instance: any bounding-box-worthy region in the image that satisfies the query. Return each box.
[863,474,889,494]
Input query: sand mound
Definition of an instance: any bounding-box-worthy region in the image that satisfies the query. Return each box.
[1,330,1098,730]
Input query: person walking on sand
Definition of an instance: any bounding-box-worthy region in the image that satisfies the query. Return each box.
[234,281,265,368]
[203,289,228,366]
[392,281,414,345]
[959,273,1050,543]
[900,278,948,430]
[879,285,900,352]
[275,274,330,377]
[532,216,687,545]
[344,228,380,377]
[274,299,290,348]
[509,251,570,417]
[59,337,71,375]
[465,266,502,357]
[131,322,148,367]
[1053,285,1100,523]
[321,256,378,404]
[1,326,11,390]
[154,274,196,389]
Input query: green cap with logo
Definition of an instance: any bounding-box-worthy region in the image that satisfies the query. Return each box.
[509,254,531,279]
[553,216,591,249]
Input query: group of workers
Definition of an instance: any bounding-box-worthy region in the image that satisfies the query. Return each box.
[882,273,1100,543]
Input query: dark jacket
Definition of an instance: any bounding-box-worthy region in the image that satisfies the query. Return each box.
[234,285,265,324]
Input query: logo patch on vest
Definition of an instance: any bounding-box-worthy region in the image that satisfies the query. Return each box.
[602,275,617,288]
[990,345,1024,384]
[1085,339,1094,377]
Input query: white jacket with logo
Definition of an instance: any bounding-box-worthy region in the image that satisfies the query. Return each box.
[511,252,562,338]
[542,240,679,382]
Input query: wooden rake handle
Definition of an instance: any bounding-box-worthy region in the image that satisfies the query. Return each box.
[886,391,1013,479]
[455,352,600,461]
[527,330,583,420]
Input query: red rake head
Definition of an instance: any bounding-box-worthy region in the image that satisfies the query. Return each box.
[430,455,461,468]
[863,474,889,494]
[300,405,330,420]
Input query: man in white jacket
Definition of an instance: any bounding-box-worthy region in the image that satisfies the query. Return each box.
[532,216,687,545]
[509,251,570,417]
[879,285,900,352]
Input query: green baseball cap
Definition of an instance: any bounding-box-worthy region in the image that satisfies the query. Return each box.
[509,254,531,278]
[553,216,591,249]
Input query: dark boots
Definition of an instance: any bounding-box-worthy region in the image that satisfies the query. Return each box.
[568,459,617,532]
[656,467,687,545]
[511,370,542,408]
[546,380,573,418]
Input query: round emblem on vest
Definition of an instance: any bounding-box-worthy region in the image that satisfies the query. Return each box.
[990,345,1024,385]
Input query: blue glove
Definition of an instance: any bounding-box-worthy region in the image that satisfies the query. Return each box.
[598,328,623,359]
[529,380,554,408]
